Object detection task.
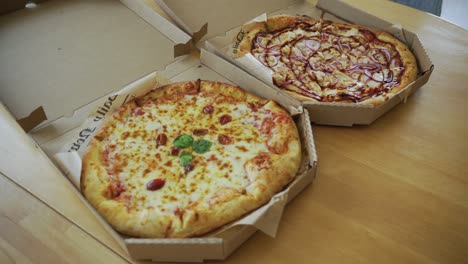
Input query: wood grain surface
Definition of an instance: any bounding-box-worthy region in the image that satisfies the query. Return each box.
[0,0,467,263]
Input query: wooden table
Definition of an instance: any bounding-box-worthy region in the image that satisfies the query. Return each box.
[1,0,467,263]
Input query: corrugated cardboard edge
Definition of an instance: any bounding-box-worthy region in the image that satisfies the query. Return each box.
[17,106,47,133]
[125,238,224,262]
[174,23,208,57]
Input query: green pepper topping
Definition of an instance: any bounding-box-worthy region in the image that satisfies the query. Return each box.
[179,153,193,167]
[193,139,212,154]
[173,134,194,149]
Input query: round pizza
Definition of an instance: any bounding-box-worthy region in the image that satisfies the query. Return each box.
[236,15,418,105]
[80,80,302,238]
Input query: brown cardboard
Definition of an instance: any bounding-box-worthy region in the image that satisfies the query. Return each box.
[17,106,47,132]
[174,23,208,57]
[159,0,435,126]
[0,0,191,129]
[155,0,299,40]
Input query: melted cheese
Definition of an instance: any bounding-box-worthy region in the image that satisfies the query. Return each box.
[101,91,270,214]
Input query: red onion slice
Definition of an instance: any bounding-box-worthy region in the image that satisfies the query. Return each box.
[370,48,392,64]
[340,43,351,52]
[290,55,307,62]
[321,32,329,42]
[309,61,323,71]
[326,64,336,72]
[266,56,279,67]
[346,64,360,71]
[381,48,392,62]
[255,33,267,49]
[255,54,269,67]
[305,39,320,50]
[360,63,382,72]
[337,38,351,53]
[267,49,281,55]
[364,69,373,78]
[328,59,343,71]
[346,63,381,72]
[384,70,394,83]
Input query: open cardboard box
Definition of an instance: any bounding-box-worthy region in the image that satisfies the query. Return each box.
[157,0,434,126]
[0,0,317,262]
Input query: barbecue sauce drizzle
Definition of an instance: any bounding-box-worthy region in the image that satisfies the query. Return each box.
[251,21,406,103]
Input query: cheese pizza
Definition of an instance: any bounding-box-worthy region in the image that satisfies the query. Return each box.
[235,15,418,105]
[81,80,302,238]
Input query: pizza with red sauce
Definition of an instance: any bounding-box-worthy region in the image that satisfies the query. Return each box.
[235,15,418,105]
[80,80,302,238]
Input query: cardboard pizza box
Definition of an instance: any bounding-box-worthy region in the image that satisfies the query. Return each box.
[0,1,318,262]
[156,0,434,126]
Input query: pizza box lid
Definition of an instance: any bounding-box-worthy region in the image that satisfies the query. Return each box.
[0,1,316,260]
[156,0,435,126]
[155,0,299,40]
[0,0,196,132]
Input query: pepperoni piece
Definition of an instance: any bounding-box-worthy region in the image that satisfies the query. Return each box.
[218,134,232,145]
[146,178,166,191]
[169,146,180,156]
[193,129,209,136]
[184,163,195,174]
[203,105,214,114]
[156,133,167,147]
[219,114,232,125]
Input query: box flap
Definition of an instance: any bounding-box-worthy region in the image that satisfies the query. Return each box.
[0,0,189,126]
[156,0,299,40]
[16,106,47,132]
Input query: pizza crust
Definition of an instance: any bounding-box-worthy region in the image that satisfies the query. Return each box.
[266,15,320,31]
[235,22,267,58]
[81,81,301,238]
